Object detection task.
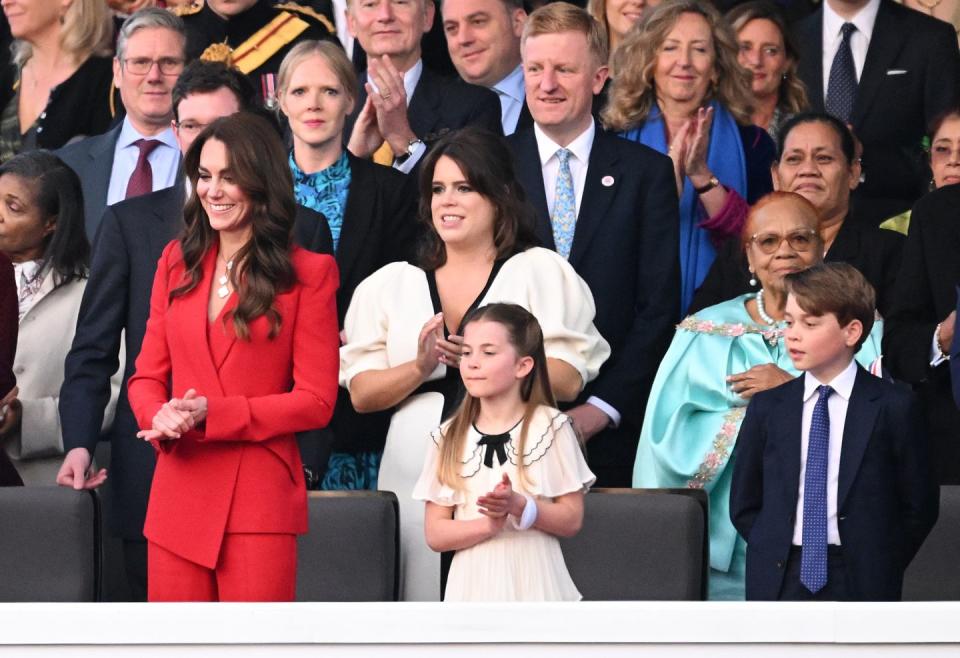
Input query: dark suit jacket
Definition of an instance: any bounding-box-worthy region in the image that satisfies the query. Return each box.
[508,125,681,478]
[883,184,960,483]
[58,185,333,539]
[795,0,960,223]
[332,154,419,323]
[345,65,503,154]
[322,154,420,459]
[952,285,960,409]
[0,253,15,398]
[56,124,123,242]
[689,214,904,316]
[730,366,939,601]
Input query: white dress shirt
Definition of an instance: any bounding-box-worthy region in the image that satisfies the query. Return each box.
[367,58,426,174]
[532,120,619,426]
[821,0,882,102]
[792,358,858,546]
[534,121,594,219]
[106,118,180,207]
[492,64,525,136]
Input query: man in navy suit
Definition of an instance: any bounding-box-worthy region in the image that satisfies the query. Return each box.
[794,0,960,224]
[343,0,502,172]
[508,3,680,487]
[441,0,531,135]
[731,263,938,601]
[57,8,188,241]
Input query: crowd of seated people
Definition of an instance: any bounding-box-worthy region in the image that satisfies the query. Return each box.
[0,0,956,604]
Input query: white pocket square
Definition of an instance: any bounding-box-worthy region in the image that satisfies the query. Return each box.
[886,69,908,75]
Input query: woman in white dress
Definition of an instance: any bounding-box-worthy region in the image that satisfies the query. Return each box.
[340,128,610,600]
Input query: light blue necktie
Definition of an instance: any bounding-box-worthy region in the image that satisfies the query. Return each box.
[801,384,833,594]
[551,148,576,259]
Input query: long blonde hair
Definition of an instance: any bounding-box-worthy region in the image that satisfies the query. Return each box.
[436,304,557,492]
[602,0,754,131]
[13,0,114,67]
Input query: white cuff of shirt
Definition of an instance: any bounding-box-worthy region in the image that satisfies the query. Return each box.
[586,396,620,428]
[393,140,426,174]
[930,331,950,367]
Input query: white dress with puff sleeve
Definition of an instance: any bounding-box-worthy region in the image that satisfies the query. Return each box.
[339,247,610,601]
[413,406,596,601]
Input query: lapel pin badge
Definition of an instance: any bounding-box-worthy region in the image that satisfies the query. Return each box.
[601,175,615,187]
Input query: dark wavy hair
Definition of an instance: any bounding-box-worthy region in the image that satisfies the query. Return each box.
[417,127,539,269]
[175,112,297,340]
[0,151,89,286]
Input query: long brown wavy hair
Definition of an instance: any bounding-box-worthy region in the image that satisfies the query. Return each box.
[602,0,754,131]
[437,304,557,493]
[174,112,297,340]
[417,127,538,270]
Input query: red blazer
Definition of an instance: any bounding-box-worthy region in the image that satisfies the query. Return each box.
[128,242,339,568]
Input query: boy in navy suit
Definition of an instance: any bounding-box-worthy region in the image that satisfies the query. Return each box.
[731,263,938,601]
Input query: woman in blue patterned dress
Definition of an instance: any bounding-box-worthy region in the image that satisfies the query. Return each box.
[633,192,884,600]
[277,40,419,490]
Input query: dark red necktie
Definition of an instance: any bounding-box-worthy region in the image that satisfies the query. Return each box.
[125,139,162,199]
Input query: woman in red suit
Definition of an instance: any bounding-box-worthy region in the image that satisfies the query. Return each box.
[127,112,340,602]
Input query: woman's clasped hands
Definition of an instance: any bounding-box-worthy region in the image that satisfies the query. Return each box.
[136,388,208,442]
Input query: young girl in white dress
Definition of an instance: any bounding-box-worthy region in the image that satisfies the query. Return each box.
[413,303,595,601]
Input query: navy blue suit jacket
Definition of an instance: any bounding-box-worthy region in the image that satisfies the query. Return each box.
[508,125,680,475]
[730,366,938,600]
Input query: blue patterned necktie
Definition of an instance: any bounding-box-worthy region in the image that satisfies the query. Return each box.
[801,384,833,594]
[825,23,857,122]
[551,148,576,259]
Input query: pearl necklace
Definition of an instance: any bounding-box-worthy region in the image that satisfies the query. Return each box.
[217,257,234,299]
[755,289,777,325]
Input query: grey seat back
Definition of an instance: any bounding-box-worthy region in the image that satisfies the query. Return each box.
[559,488,708,600]
[903,485,960,600]
[297,491,399,601]
[0,487,99,602]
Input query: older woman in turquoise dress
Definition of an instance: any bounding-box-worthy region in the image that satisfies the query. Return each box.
[633,191,884,600]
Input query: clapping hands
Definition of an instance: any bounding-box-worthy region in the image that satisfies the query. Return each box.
[668,106,714,196]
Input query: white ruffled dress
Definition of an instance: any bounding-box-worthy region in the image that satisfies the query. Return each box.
[413,406,596,602]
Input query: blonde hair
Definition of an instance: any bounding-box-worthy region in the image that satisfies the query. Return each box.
[13,0,114,67]
[436,304,557,493]
[602,0,753,131]
[277,40,359,107]
[522,2,609,67]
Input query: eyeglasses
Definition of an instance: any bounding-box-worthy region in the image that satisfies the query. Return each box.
[749,228,818,254]
[174,121,210,135]
[122,57,185,76]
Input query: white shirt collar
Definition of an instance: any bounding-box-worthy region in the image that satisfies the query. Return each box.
[117,116,178,151]
[803,357,858,403]
[533,121,595,168]
[366,58,423,105]
[823,0,881,42]
[492,64,525,103]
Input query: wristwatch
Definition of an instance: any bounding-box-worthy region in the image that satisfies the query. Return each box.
[693,175,721,195]
[394,138,424,165]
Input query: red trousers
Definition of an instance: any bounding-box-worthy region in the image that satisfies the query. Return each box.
[148,533,297,601]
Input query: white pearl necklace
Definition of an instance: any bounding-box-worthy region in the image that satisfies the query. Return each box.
[755,289,776,325]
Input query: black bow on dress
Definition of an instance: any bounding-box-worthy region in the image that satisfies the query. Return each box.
[476,433,510,468]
